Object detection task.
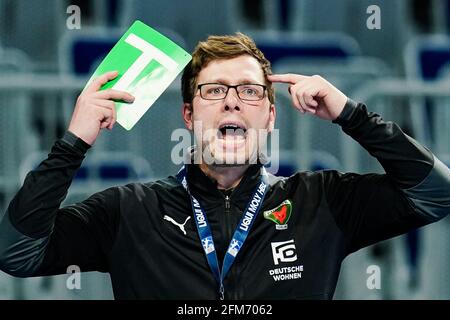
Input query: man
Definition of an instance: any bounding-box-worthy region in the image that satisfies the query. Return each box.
[0,33,449,299]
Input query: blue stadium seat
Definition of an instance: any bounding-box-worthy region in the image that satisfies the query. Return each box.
[412,39,450,80]
[70,37,118,75]
[264,150,341,177]
[309,151,341,171]
[265,160,297,177]
[251,32,360,65]
[20,151,153,194]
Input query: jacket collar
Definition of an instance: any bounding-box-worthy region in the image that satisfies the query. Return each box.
[185,163,263,209]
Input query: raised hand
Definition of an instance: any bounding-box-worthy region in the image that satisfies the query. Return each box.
[268,74,347,121]
[68,71,135,145]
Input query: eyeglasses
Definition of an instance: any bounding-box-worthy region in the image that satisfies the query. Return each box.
[197,83,267,101]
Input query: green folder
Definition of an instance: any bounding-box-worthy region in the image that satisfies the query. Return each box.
[84,20,192,130]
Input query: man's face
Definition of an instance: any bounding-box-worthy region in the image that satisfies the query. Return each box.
[183,55,276,166]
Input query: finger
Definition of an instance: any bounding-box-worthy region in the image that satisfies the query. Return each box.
[303,91,318,109]
[93,99,116,109]
[294,83,318,112]
[85,71,119,94]
[94,89,135,103]
[288,78,309,93]
[105,105,116,130]
[303,95,316,113]
[100,121,111,130]
[297,85,318,112]
[92,99,120,130]
[268,73,308,85]
[296,90,309,113]
[96,103,117,129]
[96,105,115,129]
[289,86,306,113]
[288,85,293,95]
[94,100,117,126]
[288,84,302,96]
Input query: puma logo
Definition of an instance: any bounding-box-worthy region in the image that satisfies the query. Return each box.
[163,215,191,236]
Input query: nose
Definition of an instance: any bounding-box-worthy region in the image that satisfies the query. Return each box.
[223,87,241,112]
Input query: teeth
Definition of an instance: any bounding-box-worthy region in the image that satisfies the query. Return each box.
[218,123,247,140]
[219,124,246,131]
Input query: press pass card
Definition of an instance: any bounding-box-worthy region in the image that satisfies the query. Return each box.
[84,20,192,130]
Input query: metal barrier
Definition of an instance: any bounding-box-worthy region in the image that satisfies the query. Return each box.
[353,78,450,167]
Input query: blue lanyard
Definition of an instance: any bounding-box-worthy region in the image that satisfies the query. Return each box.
[177,166,269,300]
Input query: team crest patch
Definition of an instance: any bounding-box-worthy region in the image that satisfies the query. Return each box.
[263,200,292,230]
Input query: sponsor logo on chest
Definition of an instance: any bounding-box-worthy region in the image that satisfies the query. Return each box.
[263,199,292,230]
[269,239,304,282]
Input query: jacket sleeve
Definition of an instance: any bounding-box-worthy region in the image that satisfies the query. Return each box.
[324,99,450,254]
[0,132,119,277]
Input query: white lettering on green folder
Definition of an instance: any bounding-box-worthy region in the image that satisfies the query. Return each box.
[84,20,192,130]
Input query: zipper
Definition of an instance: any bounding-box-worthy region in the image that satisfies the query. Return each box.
[225,195,231,213]
[223,194,231,300]
[223,194,240,299]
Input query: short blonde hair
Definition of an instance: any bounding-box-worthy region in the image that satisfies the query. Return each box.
[181,32,274,104]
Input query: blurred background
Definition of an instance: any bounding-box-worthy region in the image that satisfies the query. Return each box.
[0,0,449,300]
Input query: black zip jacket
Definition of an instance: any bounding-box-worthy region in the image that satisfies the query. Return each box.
[0,99,449,299]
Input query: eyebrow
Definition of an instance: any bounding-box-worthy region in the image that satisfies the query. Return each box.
[209,78,263,85]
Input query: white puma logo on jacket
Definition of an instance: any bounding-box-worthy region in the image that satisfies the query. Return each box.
[163,215,191,236]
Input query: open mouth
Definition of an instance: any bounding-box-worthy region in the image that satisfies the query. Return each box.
[218,123,247,140]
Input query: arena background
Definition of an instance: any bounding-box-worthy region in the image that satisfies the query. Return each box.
[0,0,449,299]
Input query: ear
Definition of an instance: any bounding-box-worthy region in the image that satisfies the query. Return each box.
[268,104,276,132]
[182,103,193,131]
